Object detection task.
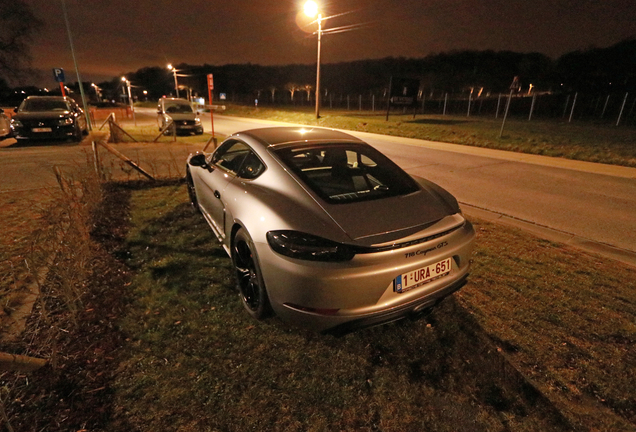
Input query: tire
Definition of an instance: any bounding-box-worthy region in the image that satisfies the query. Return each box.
[232,228,271,320]
[185,168,201,214]
[72,125,83,142]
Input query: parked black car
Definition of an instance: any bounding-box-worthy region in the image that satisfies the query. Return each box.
[11,96,88,142]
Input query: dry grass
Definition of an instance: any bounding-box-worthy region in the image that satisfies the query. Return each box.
[222,105,636,167]
[458,219,636,430]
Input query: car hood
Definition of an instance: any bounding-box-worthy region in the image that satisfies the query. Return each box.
[166,113,196,121]
[14,111,71,120]
[322,182,458,245]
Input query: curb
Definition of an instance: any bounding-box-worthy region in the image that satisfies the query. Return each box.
[462,203,636,268]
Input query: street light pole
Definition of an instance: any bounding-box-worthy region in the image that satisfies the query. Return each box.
[61,0,92,131]
[168,64,180,98]
[305,1,322,119]
[315,13,322,119]
[122,77,135,125]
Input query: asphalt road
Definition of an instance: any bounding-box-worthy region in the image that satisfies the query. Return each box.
[2,107,635,262]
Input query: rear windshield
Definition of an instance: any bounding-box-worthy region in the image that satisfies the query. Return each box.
[274,143,419,204]
[21,99,69,112]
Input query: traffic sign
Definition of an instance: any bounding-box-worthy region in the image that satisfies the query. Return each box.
[53,68,65,83]
[207,74,214,91]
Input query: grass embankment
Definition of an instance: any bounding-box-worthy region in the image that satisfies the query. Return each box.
[220,105,636,167]
[3,182,635,431]
[17,183,630,431]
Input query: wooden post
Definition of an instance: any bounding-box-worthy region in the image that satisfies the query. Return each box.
[91,141,102,180]
[0,352,47,372]
[96,141,155,180]
[616,92,628,126]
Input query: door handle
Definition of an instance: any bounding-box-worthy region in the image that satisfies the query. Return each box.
[214,190,221,199]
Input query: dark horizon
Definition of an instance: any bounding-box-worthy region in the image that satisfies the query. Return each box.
[21,0,636,87]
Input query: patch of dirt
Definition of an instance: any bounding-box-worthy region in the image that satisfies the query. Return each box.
[0,183,138,431]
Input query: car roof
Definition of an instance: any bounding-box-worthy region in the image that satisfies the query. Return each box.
[24,96,70,101]
[235,127,364,148]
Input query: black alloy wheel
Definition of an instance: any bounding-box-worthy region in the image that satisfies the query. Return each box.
[185,168,201,213]
[232,229,270,319]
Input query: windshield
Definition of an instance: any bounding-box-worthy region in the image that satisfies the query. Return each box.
[20,99,70,112]
[274,143,419,204]
[164,103,193,114]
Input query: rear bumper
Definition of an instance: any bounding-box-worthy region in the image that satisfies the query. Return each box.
[325,273,468,336]
[259,219,475,334]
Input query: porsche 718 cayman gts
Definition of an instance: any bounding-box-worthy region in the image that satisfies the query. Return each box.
[186,127,475,334]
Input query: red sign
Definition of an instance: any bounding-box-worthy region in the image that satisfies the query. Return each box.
[207,74,214,91]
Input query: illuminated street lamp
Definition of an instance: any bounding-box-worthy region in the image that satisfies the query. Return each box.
[304,1,322,119]
[167,64,180,98]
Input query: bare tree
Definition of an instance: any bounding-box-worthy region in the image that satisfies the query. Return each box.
[303,84,313,101]
[0,0,42,84]
[285,83,299,102]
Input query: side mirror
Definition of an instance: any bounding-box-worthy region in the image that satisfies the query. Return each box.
[189,153,208,168]
[0,109,4,114]
[157,109,162,115]
[14,108,18,113]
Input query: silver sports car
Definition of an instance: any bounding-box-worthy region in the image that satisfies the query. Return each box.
[186,127,475,334]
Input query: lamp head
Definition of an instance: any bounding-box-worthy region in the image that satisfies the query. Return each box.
[304,1,318,18]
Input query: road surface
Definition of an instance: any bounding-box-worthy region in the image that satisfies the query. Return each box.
[2,107,635,264]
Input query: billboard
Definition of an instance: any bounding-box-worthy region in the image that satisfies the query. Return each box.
[389,77,420,107]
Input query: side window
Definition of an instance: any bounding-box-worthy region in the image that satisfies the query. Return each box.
[211,141,250,174]
[237,151,266,180]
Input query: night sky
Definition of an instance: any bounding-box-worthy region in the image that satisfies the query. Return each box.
[25,0,636,86]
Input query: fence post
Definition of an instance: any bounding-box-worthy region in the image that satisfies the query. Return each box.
[347,95,350,110]
[499,89,514,138]
[601,94,610,118]
[467,90,472,117]
[568,92,578,123]
[372,94,375,112]
[443,93,448,116]
[528,93,537,121]
[359,94,362,111]
[616,92,628,126]
[562,94,571,118]
[496,93,502,119]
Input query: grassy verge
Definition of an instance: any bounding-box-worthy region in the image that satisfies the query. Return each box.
[220,105,636,168]
[108,123,213,146]
[3,182,635,431]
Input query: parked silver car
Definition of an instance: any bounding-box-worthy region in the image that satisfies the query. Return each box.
[186,127,475,334]
[157,97,203,135]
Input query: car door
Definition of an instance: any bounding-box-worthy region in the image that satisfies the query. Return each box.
[195,140,251,240]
